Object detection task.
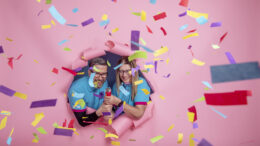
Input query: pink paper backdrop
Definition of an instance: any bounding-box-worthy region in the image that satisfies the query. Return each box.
[1,0,260,146]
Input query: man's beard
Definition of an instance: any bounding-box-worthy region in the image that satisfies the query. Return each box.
[94,79,105,88]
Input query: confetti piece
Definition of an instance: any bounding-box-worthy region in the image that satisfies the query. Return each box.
[48,5,66,24]
[187,29,197,33]
[114,104,124,119]
[210,22,222,27]
[153,46,168,57]
[132,12,141,16]
[188,105,198,121]
[1,110,11,116]
[32,133,39,143]
[58,39,68,45]
[6,37,13,42]
[179,0,189,7]
[108,119,112,125]
[61,67,77,76]
[105,133,119,139]
[6,128,14,145]
[219,32,228,44]
[37,10,43,16]
[210,62,260,83]
[97,128,108,134]
[144,65,154,69]
[37,127,47,134]
[139,37,146,45]
[102,14,108,20]
[198,138,213,146]
[0,117,7,130]
[31,113,45,127]
[33,59,39,63]
[90,135,94,139]
[141,89,150,95]
[225,52,236,64]
[131,41,154,53]
[41,25,51,29]
[119,85,130,96]
[210,107,227,118]
[196,16,208,25]
[129,139,136,141]
[128,51,147,61]
[193,123,198,129]
[141,10,146,21]
[178,11,187,17]
[163,73,171,78]
[179,24,188,31]
[14,92,27,100]
[131,30,140,50]
[45,0,51,4]
[0,85,16,97]
[81,18,94,27]
[202,81,212,89]
[72,8,78,13]
[111,141,120,145]
[189,133,195,146]
[113,63,123,70]
[191,58,205,66]
[168,124,175,132]
[52,68,58,74]
[159,95,165,100]
[160,27,167,35]
[187,10,208,19]
[211,44,220,49]
[150,135,164,143]
[187,112,195,122]
[193,96,205,102]
[54,128,73,136]
[99,19,110,26]
[66,24,78,27]
[102,112,111,116]
[107,60,111,67]
[177,133,183,144]
[16,54,23,60]
[134,79,143,85]
[153,12,167,21]
[183,33,199,39]
[146,25,153,33]
[112,28,119,33]
[166,58,169,64]
[150,0,156,4]
[63,47,71,51]
[8,57,14,69]
[30,99,57,108]
[77,72,84,75]
[0,46,4,54]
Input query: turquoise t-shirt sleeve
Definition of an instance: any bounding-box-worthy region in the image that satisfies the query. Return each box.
[112,83,118,97]
[134,78,150,103]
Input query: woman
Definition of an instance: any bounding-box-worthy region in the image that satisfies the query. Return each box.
[104,56,151,120]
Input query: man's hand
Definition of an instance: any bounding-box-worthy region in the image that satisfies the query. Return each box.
[104,95,121,105]
[96,103,113,117]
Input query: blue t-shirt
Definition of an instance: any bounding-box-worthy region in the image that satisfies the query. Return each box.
[68,76,108,110]
[112,77,150,106]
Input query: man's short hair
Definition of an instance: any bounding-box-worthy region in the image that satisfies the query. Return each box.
[89,57,107,67]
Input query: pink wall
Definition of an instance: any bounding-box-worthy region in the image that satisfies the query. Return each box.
[0,0,259,146]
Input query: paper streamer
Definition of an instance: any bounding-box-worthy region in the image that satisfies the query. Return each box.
[105,133,119,139]
[131,30,140,50]
[119,85,130,96]
[54,128,73,136]
[153,47,168,57]
[58,39,68,45]
[48,5,66,24]
[168,124,174,132]
[0,85,16,97]
[210,62,260,83]
[225,52,236,64]
[219,32,228,44]
[89,73,96,87]
[62,67,77,76]
[81,18,94,27]
[179,11,187,17]
[160,27,167,35]
[150,135,164,143]
[30,99,57,108]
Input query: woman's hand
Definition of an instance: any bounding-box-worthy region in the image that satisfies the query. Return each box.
[104,95,121,105]
[96,103,112,117]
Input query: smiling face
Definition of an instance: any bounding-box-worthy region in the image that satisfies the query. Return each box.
[118,64,132,84]
[88,64,108,88]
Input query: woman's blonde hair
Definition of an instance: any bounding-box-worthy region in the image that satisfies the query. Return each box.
[116,56,139,101]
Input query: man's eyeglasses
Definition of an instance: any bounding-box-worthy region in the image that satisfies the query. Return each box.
[118,69,131,75]
[90,70,107,78]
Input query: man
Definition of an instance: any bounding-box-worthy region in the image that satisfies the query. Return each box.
[68,57,112,127]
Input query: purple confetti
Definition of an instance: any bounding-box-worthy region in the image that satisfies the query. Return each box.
[37,10,43,16]
[193,122,198,129]
[54,128,73,136]
[131,30,140,50]
[0,45,3,54]
[0,85,16,97]
[187,45,192,49]
[178,11,187,17]
[210,22,222,27]
[225,52,236,64]
[163,73,171,78]
[81,18,94,27]
[102,112,111,116]
[30,99,57,108]
[192,138,200,142]
[154,61,158,73]
[145,61,154,65]
[198,139,213,146]
[113,104,124,119]
[74,67,82,72]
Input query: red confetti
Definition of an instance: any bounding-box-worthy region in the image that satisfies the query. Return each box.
[160,27,167,36]
[146,25,153,33]
[187,29,197,33]
[52,68,59,74]
[68,119,74,128]
[219,32,228,44]
[62,67,77,76]
[179,0,189,7]
[8,57,14,69]
[153,12,167,21]
[62,119,67,127]
[188,105,197,122]
[16,54,23,60]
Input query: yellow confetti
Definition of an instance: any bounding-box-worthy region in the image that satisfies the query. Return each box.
[193,96,205,103]
[63,93,67,98]
[97,128,108,134]
[166,58,169,64]
[134,79,143,85]
[183,33,199,39]
[1,110,11,116]
[129,139,136,141]
[14,92,27,100]
[141,10,146,21]
[141,89,150,95]
[108,119,112,125]
[34,59,39,63]
[105,133,119,139]
[93,65,101,72]
[177,133,183,144]
[9,128,14,137]
[102,14,108,20]
[107,60,111,67]
[77,72,85,75]
[168,124,175,132]
[31,112,45,127]
[32,133,39,143]
[159,95,165,100]
[0,117,7,130]
[51,20,56,26]
[51,82,56,86]
[147,101,152,105]
[36,0,41,3]
[191,58,205,66]
[150,135,164,143]
[128,51,147,61]
[41,24,51,29]
[153,58,163,61]
[6,37,13,42]
[139,37,146,45]
[26,82,30,85]
[189,133,195,146]
[154,46,168,57]
[212,44,220,49]
[82,117,88,119]
[144,65,154,69]
[112,28,119,33]
[187,10,208,19]
[187,112,195,122]
[111,141,120,145]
